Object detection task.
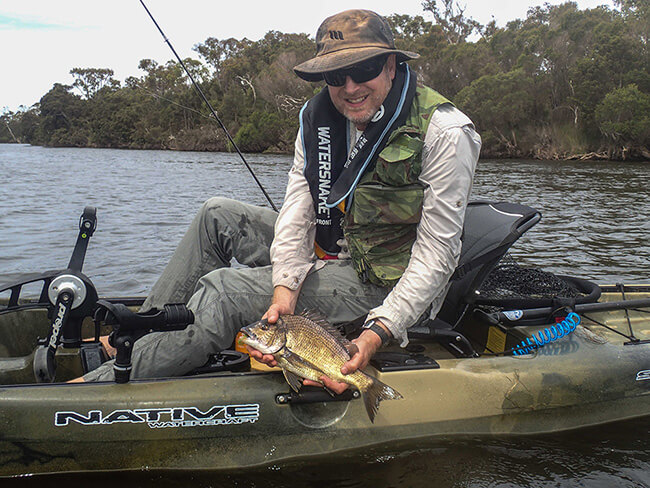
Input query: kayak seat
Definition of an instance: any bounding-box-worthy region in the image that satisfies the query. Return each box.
[407,201,541,355]
[435,201,542,327]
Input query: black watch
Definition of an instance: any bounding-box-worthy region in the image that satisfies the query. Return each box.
[363,319,391,346]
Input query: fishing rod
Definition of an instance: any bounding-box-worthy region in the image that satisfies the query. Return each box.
[139,0,278,212]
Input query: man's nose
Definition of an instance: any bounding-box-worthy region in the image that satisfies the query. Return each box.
[342,76,362,91]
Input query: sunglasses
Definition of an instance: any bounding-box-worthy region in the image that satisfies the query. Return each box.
[323,56,388,87]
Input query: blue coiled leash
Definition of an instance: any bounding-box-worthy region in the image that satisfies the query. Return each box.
[513,312,581,356]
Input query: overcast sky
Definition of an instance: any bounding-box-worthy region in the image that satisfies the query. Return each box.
[1,0,615,111]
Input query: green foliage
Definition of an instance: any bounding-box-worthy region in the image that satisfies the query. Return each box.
[456,69,540,155]
[0,107,40,143]
[421,0,482,44]
[36,83,88,146]
[235,111,283,153]
[3,1,648,160]
[595,84,650,156]
[70,68,118,99]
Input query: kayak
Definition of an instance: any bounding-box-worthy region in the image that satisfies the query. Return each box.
[0,203,648,478]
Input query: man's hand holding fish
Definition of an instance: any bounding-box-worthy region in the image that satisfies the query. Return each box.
[247,284,301,368]
[302,321,390,394]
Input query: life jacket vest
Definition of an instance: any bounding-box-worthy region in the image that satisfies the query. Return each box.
[302,84,452,286]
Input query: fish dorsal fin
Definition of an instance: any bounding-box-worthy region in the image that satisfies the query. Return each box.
[300,309,354,348]
[299,309,330,326]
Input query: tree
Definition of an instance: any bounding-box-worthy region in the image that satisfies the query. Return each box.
[614,0,649,43]
[70,68,118,99]
[234,110,283,153]
[455,69,539,156]
[37,83,87,146]
[193,37,251,85]
[255,51,314,113]
[0,109,19,142]
[386,14,435,45]
[421,0,482,44]
[595,84,650,157]
[137,59,187,96]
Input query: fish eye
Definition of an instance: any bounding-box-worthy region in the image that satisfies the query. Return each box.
[261,323,269,331]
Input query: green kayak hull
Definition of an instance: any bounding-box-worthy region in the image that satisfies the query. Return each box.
[0,287,648,478]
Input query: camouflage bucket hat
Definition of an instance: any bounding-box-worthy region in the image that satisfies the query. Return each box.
[294,9,419,82]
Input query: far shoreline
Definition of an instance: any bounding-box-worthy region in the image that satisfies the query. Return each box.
[2,141,648,163]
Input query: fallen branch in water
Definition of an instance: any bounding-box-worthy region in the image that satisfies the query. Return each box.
[565,151,609,161]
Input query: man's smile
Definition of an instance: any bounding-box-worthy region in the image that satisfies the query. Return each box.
[345,94,369,106]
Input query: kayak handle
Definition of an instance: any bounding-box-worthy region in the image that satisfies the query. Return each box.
[276,386,360,405]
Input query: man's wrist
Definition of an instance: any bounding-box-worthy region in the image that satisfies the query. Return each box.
[271,285,299,313]
[362,319,392,346]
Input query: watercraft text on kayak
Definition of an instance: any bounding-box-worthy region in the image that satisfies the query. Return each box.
[54,404,260,428]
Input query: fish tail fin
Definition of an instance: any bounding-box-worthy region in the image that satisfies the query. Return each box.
[363,379,403,423]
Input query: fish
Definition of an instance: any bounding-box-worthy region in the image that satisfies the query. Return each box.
[240,310,403,423]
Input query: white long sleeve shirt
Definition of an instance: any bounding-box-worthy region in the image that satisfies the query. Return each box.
[270,104,481,346]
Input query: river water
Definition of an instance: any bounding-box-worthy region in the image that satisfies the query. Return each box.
[0,144,648,487]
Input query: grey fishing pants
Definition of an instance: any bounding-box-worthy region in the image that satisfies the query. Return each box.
[83,197,388,381]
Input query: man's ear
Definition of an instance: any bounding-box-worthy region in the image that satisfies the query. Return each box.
[387,54,397,80]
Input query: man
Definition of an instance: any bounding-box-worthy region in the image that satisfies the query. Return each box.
[81,9,480,388]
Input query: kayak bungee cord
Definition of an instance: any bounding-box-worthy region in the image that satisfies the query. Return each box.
[580,312,643,343]
[139,0,279,212]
